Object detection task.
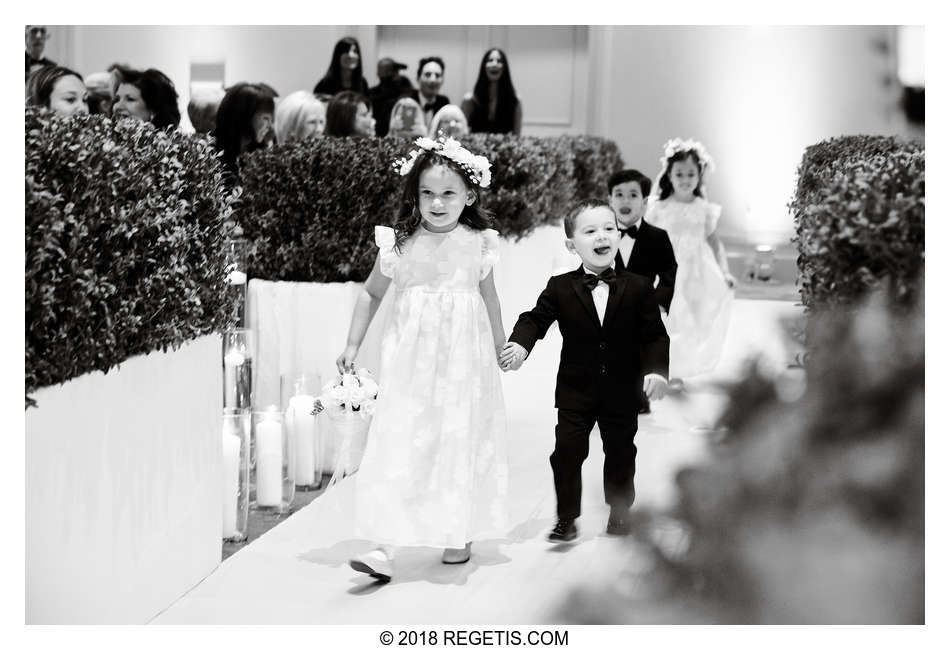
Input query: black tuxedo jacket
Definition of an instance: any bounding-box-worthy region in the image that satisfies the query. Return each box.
[615,220,677,312]
[414,92,450,116]
[509,267,670,415]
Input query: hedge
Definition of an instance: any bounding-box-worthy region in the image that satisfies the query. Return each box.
[790,135,924,312]
[236,134,624,283]
[25,108,235,406]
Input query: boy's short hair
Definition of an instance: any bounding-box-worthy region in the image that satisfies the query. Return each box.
[563,198,614,238]
[607,169,652,197]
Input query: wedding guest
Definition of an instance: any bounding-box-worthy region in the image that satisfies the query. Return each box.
[428,104,469,139]
[84,71,114,115]
[25,25,55,81]
[313,36,370,97]
[26,65,88,117]
[112,66,181,130]
[387,96,426,138]
[275,90,327,143]
[325,90,375,137]
[462,48,522,135]
[415,57,450,130]
[213,82,276,185]
[369,57,416,136]
[188,86,226,135]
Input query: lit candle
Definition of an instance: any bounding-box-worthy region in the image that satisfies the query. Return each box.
[223,349,245,408]
[222,424,241,537]
[288,395,316,486]
[256,412,283,507]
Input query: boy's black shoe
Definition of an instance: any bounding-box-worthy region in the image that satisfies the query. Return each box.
[547,519,578,543]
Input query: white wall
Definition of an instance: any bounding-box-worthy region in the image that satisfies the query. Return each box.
[26,335,222,623]
[589,25,906,246]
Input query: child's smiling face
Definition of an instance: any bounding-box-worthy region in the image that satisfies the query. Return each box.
[418,164,474,232]
[566,206,620,272]
[608,180,647,228]
[670,158,700,199]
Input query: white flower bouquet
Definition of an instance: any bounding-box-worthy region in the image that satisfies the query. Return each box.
[312,368,379,420]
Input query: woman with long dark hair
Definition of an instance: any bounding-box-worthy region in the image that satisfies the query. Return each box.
[313,36,370,97]
[324,90,375,137]
[461,48,522,135]
[212,82,276,185]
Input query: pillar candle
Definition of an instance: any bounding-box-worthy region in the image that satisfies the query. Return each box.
[222,426,241,536]
[288,395,315,486]
[223,349,245,408]
[256,417,283,506]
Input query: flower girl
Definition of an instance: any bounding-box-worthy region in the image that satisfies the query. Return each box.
[645,138,735,382]
[334,137,509,581]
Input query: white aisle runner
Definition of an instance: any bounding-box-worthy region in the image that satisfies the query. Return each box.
[152,290,801,624]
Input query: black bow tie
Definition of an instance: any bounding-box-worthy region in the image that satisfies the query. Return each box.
[620,224,638,239]
[423,102,437,112]
[583,267,617,291]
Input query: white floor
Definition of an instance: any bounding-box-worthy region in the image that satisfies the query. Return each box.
[151,298,802,624]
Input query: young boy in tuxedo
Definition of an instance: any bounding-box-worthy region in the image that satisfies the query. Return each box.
[500,199,669,541]
[608,169,677,413]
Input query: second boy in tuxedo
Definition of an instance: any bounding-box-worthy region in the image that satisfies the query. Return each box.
[608,169,677,412]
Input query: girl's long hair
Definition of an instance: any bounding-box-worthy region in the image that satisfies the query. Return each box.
[657,150,706,200]
[392,151,493,251]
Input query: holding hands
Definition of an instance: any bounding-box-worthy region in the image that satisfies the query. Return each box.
[498,341,528,372]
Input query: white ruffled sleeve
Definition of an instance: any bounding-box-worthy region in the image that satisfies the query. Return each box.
[374,226,399,278]
[704,201,723,237]
[479,228,501,280]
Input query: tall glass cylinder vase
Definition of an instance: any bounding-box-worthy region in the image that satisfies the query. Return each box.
[221,407,251,542]
[280,372,323,490]
[250,407,294,513]
[223,328,254,410]
[226,236,248,327]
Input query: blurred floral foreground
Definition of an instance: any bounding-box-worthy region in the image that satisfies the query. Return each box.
[560,288,924,624]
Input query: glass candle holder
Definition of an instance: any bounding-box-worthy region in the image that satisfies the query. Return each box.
[221,407,251,542]
[280,372,323,490]
[251,406,294,513]
[223,328,254,410]
[754,244,776,282]
[226,237,248,327]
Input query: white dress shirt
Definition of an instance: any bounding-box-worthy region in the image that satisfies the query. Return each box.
[618,217,642,267]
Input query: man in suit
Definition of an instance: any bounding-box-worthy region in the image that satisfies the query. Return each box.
[501,199,669,541]
[414,56,450,131]
[608,169,677,412]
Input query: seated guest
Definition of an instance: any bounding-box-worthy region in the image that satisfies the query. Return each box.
[213,82,276,185]
[275,90,326,143]
[84,71,114,115]
[368,57,415,136]
[25,25,55,81]
[112,66,181,130]
[462,48,522,135]
[427,104,469,139]
[414,56,450,130]
[325,90,375,137]
[188,86,225,134]
[387,96,426,138]
[26,65,89,117]
[313,36,370,97]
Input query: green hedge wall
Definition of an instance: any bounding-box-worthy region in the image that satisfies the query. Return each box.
[236,134,624,282]
[25,108,235,406]
[790,135,924,312]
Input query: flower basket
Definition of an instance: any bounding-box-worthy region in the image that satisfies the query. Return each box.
[313,368,378,477]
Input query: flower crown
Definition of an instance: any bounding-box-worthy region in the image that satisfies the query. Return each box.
[391,136,492,188]
[660,137,716,174]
